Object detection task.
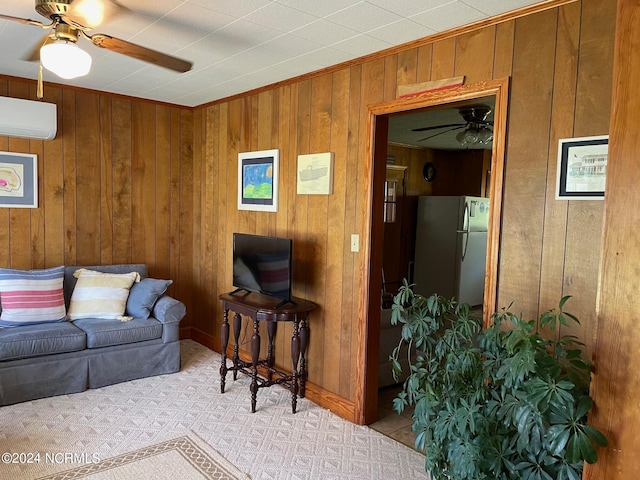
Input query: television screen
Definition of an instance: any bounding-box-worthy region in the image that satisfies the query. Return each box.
[232,233,293,301]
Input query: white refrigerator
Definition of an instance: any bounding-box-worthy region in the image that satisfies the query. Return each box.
[413,195,489,306]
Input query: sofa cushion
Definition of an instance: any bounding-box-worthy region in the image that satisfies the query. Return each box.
[67,269,140,321]
[0,266,66,327]
[126,278,173,319]
[72,317,163,348]
[0,322,86,361]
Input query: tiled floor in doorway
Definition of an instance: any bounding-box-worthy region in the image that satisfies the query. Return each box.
[369,385,419,452]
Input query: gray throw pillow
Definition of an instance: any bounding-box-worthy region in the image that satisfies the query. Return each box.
[126,278,173,319]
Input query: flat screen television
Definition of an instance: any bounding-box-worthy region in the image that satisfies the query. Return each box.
[232,233,293,305]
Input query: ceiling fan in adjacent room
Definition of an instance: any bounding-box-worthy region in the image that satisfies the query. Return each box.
[412,104,494,147]
[1,0,192,96]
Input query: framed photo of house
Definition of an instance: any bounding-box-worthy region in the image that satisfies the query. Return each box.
[238,149,279,212]
[0,151,38,208]
[556,135,608,200]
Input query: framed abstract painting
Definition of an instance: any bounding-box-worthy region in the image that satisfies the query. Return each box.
[238,149,279,212]
[0,151,37,208]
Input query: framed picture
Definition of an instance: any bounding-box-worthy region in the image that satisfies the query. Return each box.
[297,152,334,195]
[556,135,608,200]
[0,152,38,208]
[238,149,279,212]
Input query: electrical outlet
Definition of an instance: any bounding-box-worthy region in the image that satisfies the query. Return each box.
[351,234,359,252]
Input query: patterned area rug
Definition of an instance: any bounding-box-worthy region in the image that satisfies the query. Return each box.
[36,433,249,480]
[0,340,425,479]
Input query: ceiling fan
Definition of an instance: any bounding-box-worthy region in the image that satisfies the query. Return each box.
[412,104,494,146]
[1,0,193,96]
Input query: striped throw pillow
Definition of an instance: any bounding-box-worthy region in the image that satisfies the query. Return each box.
[0,266,66,327]
[67,269,140,321]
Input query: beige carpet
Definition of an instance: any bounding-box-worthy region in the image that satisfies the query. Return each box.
[0,340,425,479]
[35,432,249,480]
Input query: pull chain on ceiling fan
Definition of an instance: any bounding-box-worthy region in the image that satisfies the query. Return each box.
[1,0,193,97]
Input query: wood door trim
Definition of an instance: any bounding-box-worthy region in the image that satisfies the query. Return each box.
[355,78,510,424]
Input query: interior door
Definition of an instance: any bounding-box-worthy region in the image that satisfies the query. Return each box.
[382,165,408,302]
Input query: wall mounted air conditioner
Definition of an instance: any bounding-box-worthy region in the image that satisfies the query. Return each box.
[0,96,57,140]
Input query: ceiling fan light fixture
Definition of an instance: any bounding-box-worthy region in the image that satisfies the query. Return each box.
[478,126,493,144]
[456,130,468,145]
[464,126,480,144]
[41,40,92,79]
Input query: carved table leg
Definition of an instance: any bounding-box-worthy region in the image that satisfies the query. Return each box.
[220,308,229,394]
[250,317,261,413]
[232,312,242,380]
[267,321,277,382]
[299,317,310,398]
[290,319,300,413]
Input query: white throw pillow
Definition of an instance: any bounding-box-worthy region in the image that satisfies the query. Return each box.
[67,269,140,321]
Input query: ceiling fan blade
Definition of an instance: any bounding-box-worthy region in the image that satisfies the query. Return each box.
[0,13,49,28]
[418,125,465,143]
[23,33,56,62]
[412,123,465,132]
[63,0,125,29]
[86,33,193,73]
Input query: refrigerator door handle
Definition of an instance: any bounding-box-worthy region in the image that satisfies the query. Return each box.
[461,228,470,261]
[456,202,470,233]
[459,202,470,261]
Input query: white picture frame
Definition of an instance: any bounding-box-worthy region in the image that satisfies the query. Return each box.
[238,149,279,212]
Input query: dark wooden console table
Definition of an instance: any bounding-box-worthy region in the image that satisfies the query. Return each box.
[218,291,316,413]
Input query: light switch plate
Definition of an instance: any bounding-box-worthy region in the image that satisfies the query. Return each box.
[351,234,359,252]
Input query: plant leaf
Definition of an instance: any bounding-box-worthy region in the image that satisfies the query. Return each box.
[559,295,571,309]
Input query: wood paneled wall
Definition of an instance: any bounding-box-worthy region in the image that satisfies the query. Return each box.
[584,0,640,477]
[0,0,616,424]
[0,78,196,329]
[192,0,615,420]
[499,0,614,363]
[431,149,486,196]
[386,144,433,196]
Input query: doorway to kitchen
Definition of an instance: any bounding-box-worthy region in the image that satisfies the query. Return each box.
[357,79,509,425]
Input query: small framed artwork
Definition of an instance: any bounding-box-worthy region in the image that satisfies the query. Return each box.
[0,151,38,208]
[238,149,279,212]
[556,135,608,200]
[297,152,334,195]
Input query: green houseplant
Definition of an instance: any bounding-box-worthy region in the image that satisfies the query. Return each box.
[390,280,607,480]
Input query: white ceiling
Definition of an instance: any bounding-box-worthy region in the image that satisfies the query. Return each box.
[1,0,544,107]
